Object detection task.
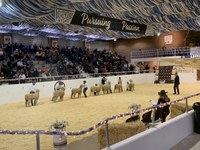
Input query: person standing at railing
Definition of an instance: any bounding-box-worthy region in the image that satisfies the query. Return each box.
[173,72,180,95]
[157,90,170,123]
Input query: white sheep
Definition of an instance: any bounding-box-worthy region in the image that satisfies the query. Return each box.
[114,84,123,93]
[52,87,65,102]
[129,83,135,91]
[128,79,135,91]
[71,85,83,99]
[90,85,101,96]
[25,89,40,107]
[102,82,112,94]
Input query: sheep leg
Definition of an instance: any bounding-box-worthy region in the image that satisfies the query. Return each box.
[71,93,73,99]
[28,100,31,107]
[34,99,38,105]
[25,100,28,107]
[31,99,34,106]
[53,96,58,102]
[60,95,64,101]
[74,93,76,98]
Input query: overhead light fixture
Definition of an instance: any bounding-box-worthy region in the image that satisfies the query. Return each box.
[23,33,38,37]
[47,35,62,39]
[0,30,9,33]
[157,32,161,36]
[0,0,2,7]
[40,28,60,34]
[65,32,81,36]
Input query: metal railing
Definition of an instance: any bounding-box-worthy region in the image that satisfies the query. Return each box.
[0,70,146,85]
[0,93,199,149]
[132,47,190,58]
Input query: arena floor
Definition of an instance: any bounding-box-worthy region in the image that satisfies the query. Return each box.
[0,83,200,150]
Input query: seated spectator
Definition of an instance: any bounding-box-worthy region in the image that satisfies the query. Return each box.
[17,59,26,69]
[0,71,4,79]
[19,71,26,84]
[0,48,4,60]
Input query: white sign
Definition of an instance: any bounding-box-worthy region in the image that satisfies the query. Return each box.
[55,9,75,24]
[164,35,173,45]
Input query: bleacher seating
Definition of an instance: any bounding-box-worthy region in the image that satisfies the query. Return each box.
[154,66,174,84]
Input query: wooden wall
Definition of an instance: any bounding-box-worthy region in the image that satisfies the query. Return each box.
[113,30,188,62]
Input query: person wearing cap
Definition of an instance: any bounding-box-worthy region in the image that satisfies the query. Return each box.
[157,90,170,123]
[173,72,180,95]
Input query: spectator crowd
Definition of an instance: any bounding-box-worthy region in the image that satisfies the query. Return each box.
[0,42,136,83]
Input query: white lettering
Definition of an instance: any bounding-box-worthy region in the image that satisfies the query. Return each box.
[122,21,140,32]
[81,13,111,30]
[81,13,88,24]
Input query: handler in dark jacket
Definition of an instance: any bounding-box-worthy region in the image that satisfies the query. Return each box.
[173,72,180,95]
[157,90,170,123]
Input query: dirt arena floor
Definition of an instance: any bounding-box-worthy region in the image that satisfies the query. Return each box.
[0,83,200,150]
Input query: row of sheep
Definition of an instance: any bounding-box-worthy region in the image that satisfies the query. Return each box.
[72,81,135,98]
[24,81,135,107]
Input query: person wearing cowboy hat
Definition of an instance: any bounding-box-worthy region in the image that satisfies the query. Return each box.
[157,90,170,123]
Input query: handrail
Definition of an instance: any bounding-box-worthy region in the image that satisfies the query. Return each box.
[132,46,190,58]
[0,70,154,85]
[0,92,199,136]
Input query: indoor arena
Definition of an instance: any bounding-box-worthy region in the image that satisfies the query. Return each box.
[1,1,200,150]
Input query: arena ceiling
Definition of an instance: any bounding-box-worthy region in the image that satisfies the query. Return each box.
[0,0,200,41]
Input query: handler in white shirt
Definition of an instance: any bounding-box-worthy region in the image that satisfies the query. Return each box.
[29,80,36,94]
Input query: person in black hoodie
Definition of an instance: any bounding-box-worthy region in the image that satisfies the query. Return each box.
[157,90,170,123]
[173,72,180,95]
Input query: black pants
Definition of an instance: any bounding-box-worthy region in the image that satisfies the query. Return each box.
[83,87,88,97]
[174,84,179,94]
[161,107,170,122]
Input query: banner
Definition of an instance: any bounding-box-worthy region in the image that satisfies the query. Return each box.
[55,9,147,34]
